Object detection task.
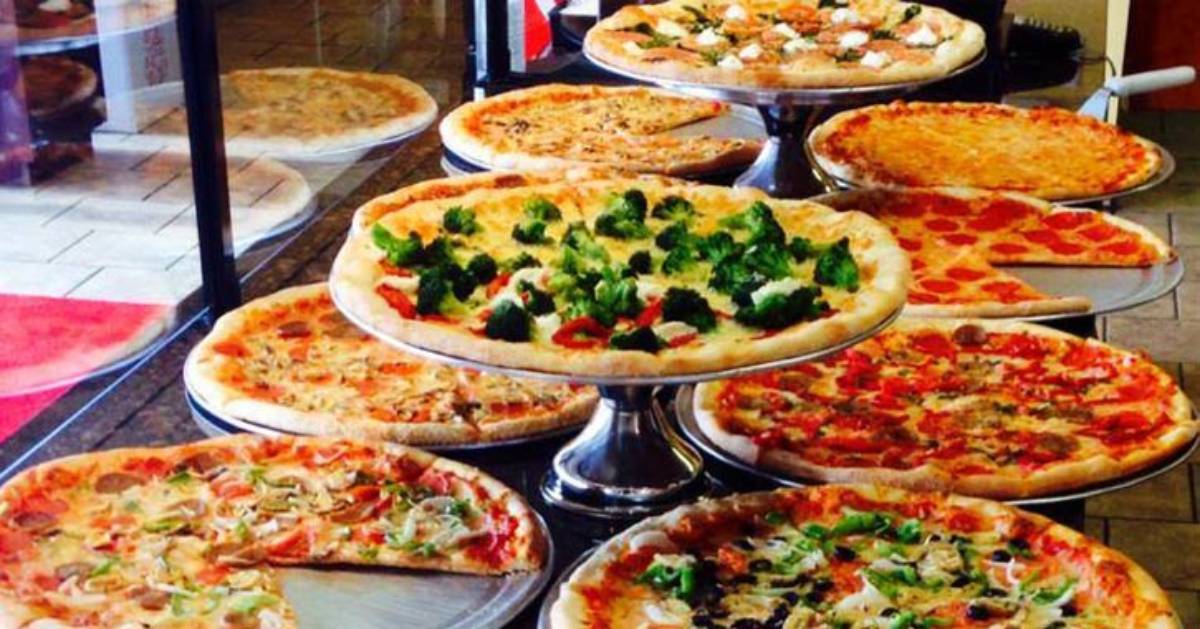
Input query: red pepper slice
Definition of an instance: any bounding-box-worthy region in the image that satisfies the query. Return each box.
[375,284,417,319]
[635,298,662,327]
[551,316,612,349]
[668,332,697,347]
[486,273,512,298]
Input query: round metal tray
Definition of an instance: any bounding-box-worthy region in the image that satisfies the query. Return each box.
[585,49,986,107]
[673,385,1200,507]
[812,138,1177,207]
[331,280,902,386]
[536,547,596,629]
[16,10,177,56]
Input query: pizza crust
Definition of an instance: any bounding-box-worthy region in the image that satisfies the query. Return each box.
[185,283,597,446]
[330,173,910,377]
[693,318,1198,499]
[583,1,985,89]
[439,84,762,176]
[903,295,1093,319]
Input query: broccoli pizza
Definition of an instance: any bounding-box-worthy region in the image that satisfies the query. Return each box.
[330,172,907,377]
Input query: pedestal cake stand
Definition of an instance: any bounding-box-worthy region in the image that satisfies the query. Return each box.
[586,50,985,198]
[332,284,902,519]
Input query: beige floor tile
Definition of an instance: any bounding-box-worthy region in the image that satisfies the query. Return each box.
[1083,517,1106,543]
[55,232,195,270]
[0,197,78,227]
[1087,464,1193,521]
[1103,290,1176,320]
[1108,519,1200,589]
[1176,283,1200,320]
[47,198,188,233]
[67,267,193,304]
[1173,214,1200,247]
[1117,211,1171,242]
[1173,157,1200,187]
[0,224,91,262]
[0,261,97,297]
[1179,248,1200,283]
[1106,319,1200,363]
[1120,185,1200,215]
[1168,590,1200,629]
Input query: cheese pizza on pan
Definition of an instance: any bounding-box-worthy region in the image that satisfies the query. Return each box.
[186,282,597,445]
[821,188,1174,317]
[809,101,1165,200]
[331,171,909,377]
[440,84,762,176]
[584,0,985,89]
[695,318,1196,499]
[0,435,545,627]
[551,485,1180,628]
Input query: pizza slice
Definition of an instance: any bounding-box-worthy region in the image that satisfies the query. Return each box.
[0,436,544,627]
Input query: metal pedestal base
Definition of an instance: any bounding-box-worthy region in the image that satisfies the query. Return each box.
[541,385,707,519]
[735,105,830,198]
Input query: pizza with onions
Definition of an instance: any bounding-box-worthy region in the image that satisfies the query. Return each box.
[330,171,908,377]
[695,318,1196,499]
[809,101,1164,201]
[439,84,762,176]
[186,282,597,445]
[20,56,97,119]
[821,188,1174,317]
[551,485,1179,628]
[142,68,437,156]
[583,0,984,89]
[0,435,545,627]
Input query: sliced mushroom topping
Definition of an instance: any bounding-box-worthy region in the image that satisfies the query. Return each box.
[328,501,372,524]
[54,561,94,582]
[223,611,261,629]
[952,324,988,346]
[129,585,171,611]
[276,320,311,339]
[918,542,964,583]
[12,511,58,534]
[1037,433,1079,456]
[94,472,144,494]
[178,451,224,476]
[209,541,267,567]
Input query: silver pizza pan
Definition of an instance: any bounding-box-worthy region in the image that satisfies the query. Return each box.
[673,384,1200,507]
[331,278,903,387]
[811,138,1177,208]
[536,547,597,629]
[183,378,585,453]
[585,49,986,107]
[15,9,177,56]
[441,103,767,179]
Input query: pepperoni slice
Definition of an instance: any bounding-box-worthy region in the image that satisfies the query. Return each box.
[924,218,959,232]
[910,332,956,358]
[980,281,1025,295]
[940,233,978,246]
[1046,241,1086,255]
[919,279,961,294]
[884,196,927,218]
[966,199,1030,231]
[989,242,1029,255]
[910,258,927,271]
[925,195,973,217]
[898,237,923,252]
[1101,239,1141,256]
[907,291,941,304]
[1022,229,1062,245]
[1078,223,1120,242]
[946,267,986,281]
[1043,211,1094,230]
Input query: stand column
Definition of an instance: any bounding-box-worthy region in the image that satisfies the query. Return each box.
[735,105,830,199]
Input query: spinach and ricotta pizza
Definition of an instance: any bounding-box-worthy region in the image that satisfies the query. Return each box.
[550,486,1179,628]
[330,171,908,377]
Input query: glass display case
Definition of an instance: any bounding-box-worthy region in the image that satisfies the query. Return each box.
[0,1,1197,627]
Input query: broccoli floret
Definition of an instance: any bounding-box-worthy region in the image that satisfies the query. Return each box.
[517,281,556,316]
[719,200,785,246]
[734,286,829,329]
[661,287,717,332]
[709,257,767,304]
[698,231,742,265]
[562,221,610,261]
[661,245,699,276]
[788,236,819,262]
[512,220,552,245]
[485,300,532,342]
[655,221,700,251]
[594,189,651,239]
[421,236,457,268]
[627,250,652,275]
[500,252,542,273]
[742,242,793,281]
[467,253,497,284]
[590,271,642,326]
[442,206,480,235]
[609,326,662,353]
[371,225,423,267]
[523,196,563,222]
[415,267,468,315]
[814,237,860,292]
[650,195,696,221]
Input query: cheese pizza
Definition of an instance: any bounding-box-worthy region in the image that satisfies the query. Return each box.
[821,188,1174,317]
[695,318,1196,499]
[0,435,545,627]
[809,101,1165,200]
[16,0,173,41]
[440,84,762,176]
[186,283,597,445]
[551,485,1179,628]
[584,0,985,89]
[330,171,909,377]
[20,56,97,119]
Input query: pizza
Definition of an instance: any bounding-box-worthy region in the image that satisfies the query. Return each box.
[583,0,985,89]
[550,485,1180,628]
[809,101,1165,201]
[16,0,173,41]
[0,434,545,627]
[186,282,597,445]
[20,56,97,118]
[694,318,1196,498]
[141,68,438,156]
[330,171,909,377]
[821,188,1174,317]
[439,84,762,176]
